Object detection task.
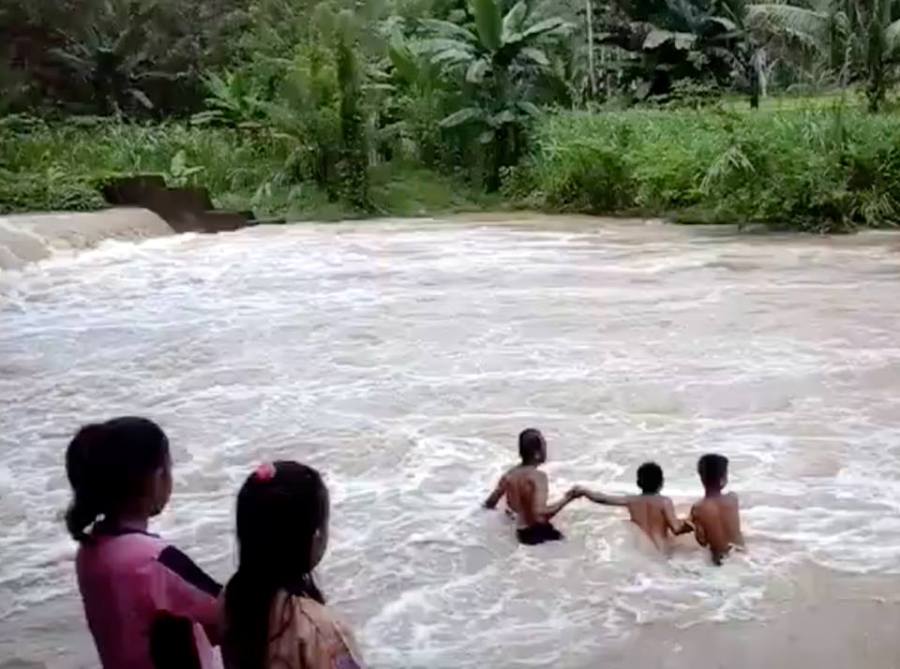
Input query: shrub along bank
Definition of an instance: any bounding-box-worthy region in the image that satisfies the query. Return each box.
[4,108,900,233]
[514,108,900,233]
[0,117,497,219]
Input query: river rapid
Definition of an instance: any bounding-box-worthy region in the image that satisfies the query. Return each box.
[1,217,899,667]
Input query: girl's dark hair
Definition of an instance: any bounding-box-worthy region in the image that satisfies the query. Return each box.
[65,417,170,542]
[224,461,329,669]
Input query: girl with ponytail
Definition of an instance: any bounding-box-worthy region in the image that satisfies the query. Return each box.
[223,461,363,669]
[65,417,222,669]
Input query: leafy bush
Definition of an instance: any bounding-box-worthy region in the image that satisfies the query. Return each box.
[0,118,288,213]
[0,118,490,218]
[525,107,900,232]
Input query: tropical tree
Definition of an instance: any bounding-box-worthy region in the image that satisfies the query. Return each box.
[384,34,449,165]
[419,0,572,188]
[335,10,371,210]
[47,1,162,115]
[0,0,247,116]
[748,0,900,110]
[594,0,769,107]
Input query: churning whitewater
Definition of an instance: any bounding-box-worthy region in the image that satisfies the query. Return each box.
[2,218,900,667]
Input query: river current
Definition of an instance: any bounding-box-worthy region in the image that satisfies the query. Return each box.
[1,217,899,667]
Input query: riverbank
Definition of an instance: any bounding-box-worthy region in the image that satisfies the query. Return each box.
[515,108,900,233]
[0,117,501,221]
[4,108,900,233]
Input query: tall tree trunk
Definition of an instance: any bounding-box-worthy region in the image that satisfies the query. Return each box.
[585,0,597,100]
[865,0,889,112]
[748,58,760,110]
[336,26,370,210]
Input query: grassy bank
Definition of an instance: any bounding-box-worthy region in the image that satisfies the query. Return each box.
[4,109,900,232]
[0,118,498,220]
[513,107,900,233]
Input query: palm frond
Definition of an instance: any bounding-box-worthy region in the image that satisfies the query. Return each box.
[502,2,529,44]
[643,29,697,50]
[418,38,478,55]
[520,17,572,41]
[419,19,478,43]
[885,18,900,56]
[519,47,551,67]
[466,59,491,82]
[470,0,503,51]
[440,106,486,128]
[746,3,831,49]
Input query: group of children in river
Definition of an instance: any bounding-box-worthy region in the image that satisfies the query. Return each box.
[484,428,745,561]
[64,418,744,669]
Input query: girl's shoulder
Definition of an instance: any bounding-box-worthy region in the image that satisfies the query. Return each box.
[79,530,220,601]
[77,528,166,570]
[272,592,364,669]
[277,592,346,642]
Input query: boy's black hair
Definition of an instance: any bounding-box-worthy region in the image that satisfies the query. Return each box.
[636,462,664,494]
[65,417,169,542]
[518,428,544,464]
[698,453,729,487]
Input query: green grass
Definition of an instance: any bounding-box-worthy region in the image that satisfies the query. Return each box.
[719,91,865,113]
[514,106,900,232]
[0,118,493,220]
[5,104,900,232]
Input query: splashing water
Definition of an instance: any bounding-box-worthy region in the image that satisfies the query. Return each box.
[2,218,900,668]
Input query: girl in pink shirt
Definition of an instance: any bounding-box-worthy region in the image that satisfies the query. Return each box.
[222,461,364,669]
[65,417,222,669]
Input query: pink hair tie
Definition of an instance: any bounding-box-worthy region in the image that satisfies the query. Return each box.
[254,462,276,482]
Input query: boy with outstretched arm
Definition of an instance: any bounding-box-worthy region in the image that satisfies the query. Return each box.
[573,462,693,554]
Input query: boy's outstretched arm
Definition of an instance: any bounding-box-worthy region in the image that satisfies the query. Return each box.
[664,499,694,535]
[534,474,577,521]
[483,477,506,509]
[572,486,630,506]
[691,505,708,546]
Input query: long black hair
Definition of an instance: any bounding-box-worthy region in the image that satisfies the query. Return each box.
[64,417,170,542]
[224,461,329,669]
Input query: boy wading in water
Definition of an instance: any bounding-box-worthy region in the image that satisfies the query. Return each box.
[573,462,693,554]
[483,428,578,545]
[691,453,745,565]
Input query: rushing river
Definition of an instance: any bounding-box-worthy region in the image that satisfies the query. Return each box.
[2,217,900,668]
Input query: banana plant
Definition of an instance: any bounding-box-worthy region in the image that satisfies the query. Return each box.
[48,0,162,115]
[418,0,572,188]
[192,70,266,128]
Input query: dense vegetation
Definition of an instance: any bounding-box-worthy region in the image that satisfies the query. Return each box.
[2,0,900,230]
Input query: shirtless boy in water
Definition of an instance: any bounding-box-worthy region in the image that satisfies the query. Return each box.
[691,453,745,565]
[483,428,578,545]
[573,462,693,553]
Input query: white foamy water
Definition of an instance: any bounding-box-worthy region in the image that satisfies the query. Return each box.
[0,209,172,271]
[2,218,900,668]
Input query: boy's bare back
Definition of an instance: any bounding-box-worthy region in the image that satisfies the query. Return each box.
[691,492,744,565]
[501,465,544,528]
[574,462,692,554]
[483,429,576,545]
[624,495,684,553]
